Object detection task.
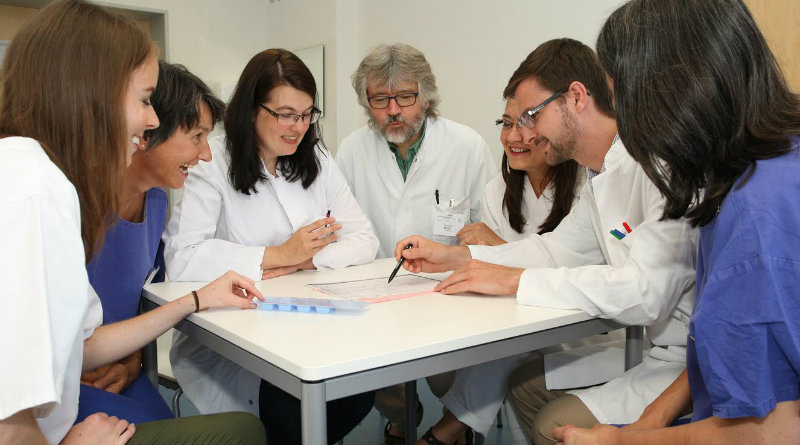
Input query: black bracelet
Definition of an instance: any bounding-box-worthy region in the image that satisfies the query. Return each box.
[192,290,200,313]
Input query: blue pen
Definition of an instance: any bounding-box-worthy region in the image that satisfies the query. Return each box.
[610,229,626,240]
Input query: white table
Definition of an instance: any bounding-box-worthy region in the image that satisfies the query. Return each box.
[142,258,626,444]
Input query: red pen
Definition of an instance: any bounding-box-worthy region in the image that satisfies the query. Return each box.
[622,221,632,233]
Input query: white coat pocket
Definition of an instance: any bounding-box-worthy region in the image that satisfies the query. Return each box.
[432,196,469,245]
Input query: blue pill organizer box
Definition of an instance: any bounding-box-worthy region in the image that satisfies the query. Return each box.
[258,296,368,314]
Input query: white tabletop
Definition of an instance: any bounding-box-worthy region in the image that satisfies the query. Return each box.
[143,258,597,381]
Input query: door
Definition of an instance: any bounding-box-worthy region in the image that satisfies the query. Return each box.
[745,0,800,92]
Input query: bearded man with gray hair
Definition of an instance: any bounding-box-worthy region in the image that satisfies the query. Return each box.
[337,43,495,259]
[336,43,495,443]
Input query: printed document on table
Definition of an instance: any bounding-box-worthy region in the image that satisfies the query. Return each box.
[308,275,440,302]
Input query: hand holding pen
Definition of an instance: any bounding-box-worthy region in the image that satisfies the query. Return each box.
[388,243,413,283]
[392,235,470,274]
[262,213,339,268]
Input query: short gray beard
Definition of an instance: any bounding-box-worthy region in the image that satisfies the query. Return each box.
[373,112,426,144]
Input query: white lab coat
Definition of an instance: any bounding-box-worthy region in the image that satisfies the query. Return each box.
[0,137,103,444]
[481,171,586,243]
[442,170,596,434]
[164,135,379,415]
[469,139,698,423]
[336,117,496,258]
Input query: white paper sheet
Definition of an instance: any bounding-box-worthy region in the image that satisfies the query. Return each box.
[308,274,440,301]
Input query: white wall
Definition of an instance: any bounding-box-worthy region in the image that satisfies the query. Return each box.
[334,0,624,165]
[263,0,339,152]
[100,0,623,165]
[102,0,269,102]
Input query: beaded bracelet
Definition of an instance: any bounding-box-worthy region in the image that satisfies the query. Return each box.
[191,290,200,313]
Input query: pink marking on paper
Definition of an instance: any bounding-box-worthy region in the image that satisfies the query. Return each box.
[356,290,438,304]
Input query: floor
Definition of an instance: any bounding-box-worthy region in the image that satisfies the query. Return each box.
[158,379,513,444]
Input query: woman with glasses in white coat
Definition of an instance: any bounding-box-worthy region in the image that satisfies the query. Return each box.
[163,48,378,445]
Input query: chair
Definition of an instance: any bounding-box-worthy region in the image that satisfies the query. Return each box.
[142,328,184,417]
[157,329,184,416]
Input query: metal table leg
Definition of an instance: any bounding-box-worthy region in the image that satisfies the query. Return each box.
[138,299,158,387]
[404,380,418,444]
[301,381,327,445]
[625,325,644,370]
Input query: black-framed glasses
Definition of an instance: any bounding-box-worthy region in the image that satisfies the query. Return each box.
[259,104,321,125]
[367,92,419,109]
[518,89,566,129]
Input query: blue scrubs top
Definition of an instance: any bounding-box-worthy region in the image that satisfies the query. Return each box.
[687,140,800,421]
[87,187,167,323]
[77,187,173,423]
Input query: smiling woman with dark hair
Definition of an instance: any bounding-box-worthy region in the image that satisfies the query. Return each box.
[163,48,378,445]
[77,60,227,426]
[555,0,800,443]
[456,97,583,247]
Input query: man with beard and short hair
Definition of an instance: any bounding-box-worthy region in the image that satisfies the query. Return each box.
[336,43,495,444]
[337,43,495,260]
[392,38,698,445]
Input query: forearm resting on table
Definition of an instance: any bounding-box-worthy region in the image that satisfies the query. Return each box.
[261,245,286,270]
[82,294,196,371]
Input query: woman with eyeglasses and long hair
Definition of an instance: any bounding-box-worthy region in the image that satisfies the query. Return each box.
[163,48,378,445]
[457,97,582,246]
[554,0,800,444]
[0,1,268,444]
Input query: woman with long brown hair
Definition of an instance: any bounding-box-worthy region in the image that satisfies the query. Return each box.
[0,1,265,443]
[457,97,582,246]
[164,48,377,445]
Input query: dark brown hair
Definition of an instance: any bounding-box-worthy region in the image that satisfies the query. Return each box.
[597,0,800,226]
[0,0,154,260]
[144,61,225,149]
[226,48,323,194]
[505,38,615,120]
[500,39,600,234]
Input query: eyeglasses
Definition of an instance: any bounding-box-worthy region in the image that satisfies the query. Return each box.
[259,104,321,125]
[518,89,566,129]
[495,118,521,131]
[367,92,419,109]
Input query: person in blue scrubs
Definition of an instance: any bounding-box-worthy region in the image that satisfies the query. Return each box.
[77,61,226,424]
[552,0,800,443]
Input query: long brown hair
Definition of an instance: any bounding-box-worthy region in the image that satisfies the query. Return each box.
[226,49,323,194]
[0,0,154,260]
[499,152,579,235]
